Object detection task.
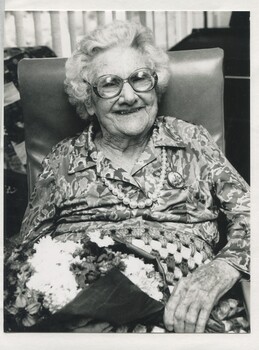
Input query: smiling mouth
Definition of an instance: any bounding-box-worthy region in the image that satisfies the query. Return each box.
[115,107,143,115]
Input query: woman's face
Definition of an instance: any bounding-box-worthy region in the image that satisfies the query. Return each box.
[86,47,158,140]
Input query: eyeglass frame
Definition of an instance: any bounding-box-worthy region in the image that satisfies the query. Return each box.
[85,67,158,99]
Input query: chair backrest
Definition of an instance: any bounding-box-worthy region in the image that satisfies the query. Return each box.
[18,48,224,194]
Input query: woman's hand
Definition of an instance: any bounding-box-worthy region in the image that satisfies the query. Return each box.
[163,260,241,333]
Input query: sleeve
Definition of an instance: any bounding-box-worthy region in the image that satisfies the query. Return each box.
[19,153,58,243]
[198,125,250,278]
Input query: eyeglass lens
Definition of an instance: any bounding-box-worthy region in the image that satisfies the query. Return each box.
[94,68,157,98]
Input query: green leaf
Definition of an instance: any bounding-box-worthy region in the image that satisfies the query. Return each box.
[22,314,37,327]
[26,302,41,315]
[15,294,27,308]
[6,305,18,315]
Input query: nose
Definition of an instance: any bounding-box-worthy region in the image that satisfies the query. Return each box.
[118,81,137,105]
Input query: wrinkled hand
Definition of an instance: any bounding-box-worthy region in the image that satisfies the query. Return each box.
[163,260,241,333]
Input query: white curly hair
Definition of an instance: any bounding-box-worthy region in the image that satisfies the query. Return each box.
[64,20,170,121]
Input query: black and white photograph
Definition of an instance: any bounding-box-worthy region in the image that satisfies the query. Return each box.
[1,0,258,349]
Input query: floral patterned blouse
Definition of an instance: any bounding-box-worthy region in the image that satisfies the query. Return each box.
[20,116,250,276]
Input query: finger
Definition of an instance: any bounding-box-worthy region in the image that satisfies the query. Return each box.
[164,280,188,331]
[164,292,182,331]
[184,303,200,333]
[173,301,190,333]
[195,308,211,333]
[173,282,199,333]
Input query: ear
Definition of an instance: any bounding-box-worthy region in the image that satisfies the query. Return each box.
[85,101,95,116]
[87,106,95,116]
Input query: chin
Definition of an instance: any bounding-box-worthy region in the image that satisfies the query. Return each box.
[119,122,152,137]
[114,113,155,136]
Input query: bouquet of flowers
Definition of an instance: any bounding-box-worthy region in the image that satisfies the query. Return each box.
[4,226,249,333]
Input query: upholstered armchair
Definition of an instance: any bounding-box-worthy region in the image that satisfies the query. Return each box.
[18,48,249,319]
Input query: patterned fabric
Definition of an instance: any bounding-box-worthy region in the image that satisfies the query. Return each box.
[20,116,250,277]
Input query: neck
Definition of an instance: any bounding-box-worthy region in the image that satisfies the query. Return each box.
[94,132,150,157]
[92,127,153,173]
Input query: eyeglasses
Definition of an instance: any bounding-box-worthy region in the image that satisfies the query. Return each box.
[87,68,158,99]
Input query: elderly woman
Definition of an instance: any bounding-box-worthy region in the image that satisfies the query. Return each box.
[19,20,250,333]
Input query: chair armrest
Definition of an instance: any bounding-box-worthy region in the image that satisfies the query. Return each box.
[241,280,250,320]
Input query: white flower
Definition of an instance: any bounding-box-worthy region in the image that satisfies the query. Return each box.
[26,236,82,311]
[88,230,114,247]
[121,256,163,301]
[71,255,85,264]
[25,234,164,315]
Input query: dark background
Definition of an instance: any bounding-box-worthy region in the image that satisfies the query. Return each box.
[170,11,250,184]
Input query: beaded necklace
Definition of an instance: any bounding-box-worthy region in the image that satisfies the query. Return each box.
[88,123,168,209]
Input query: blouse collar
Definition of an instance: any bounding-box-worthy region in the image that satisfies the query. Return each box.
[68,115,186,174]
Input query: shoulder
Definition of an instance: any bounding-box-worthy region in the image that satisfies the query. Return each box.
[159,115,204,143]
[46,137,74,160]
[44,129,88,165]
